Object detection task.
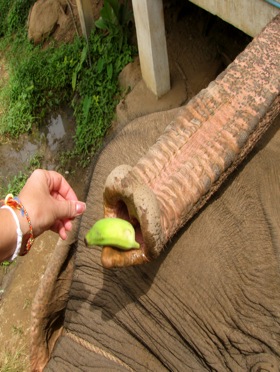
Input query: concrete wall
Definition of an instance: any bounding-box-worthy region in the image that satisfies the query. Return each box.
[189,0,279,36]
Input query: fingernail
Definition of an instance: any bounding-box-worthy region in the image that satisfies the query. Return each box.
[76,202,86,215]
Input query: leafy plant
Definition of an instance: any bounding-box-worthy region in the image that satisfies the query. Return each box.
[72,44,88,91]
[0,0,135,167]
[0,0,35,36]
[0,36,84,137]
[1,260,14,274]
[0,154,42,196]
[5,172,28,196]
[95,0,133,49]
[72,30,134,165]
[0,1,10,36]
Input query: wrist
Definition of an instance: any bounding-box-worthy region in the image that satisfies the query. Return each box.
[0,207,21,261]
[14,207,29,235]
[1,194,35,258]
[14,208,32,255]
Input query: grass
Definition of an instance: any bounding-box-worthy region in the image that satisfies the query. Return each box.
[0,260,15,274]
[0,347,28,372]
[0,0,135,178]
[72,31,134,165]
[0,331,28,372]
[0,153,43,196]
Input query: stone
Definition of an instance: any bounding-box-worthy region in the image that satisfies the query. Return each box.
[28,0,68,44]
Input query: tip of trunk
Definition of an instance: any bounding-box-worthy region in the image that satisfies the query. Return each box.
[102,165,164,268]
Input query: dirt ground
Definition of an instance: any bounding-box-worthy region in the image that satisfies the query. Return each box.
[0,1,251,370]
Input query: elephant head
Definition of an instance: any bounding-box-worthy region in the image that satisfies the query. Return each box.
[30,13,280,372]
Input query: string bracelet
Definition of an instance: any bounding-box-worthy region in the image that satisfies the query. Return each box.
[0,193,34,257]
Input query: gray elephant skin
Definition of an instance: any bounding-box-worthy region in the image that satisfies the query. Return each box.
[32,112,280,371]
[30,14,280,372]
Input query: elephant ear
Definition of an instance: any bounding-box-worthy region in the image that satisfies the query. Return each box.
[30,220,80,371]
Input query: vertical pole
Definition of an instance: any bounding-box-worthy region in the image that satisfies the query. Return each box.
[132,0,170,97]
[76,0,94,41]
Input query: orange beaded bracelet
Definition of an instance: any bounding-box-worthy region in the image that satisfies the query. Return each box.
[0,194,34,256]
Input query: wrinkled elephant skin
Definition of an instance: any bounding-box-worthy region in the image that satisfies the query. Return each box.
[30,14,280,372]
[31,111,280,371]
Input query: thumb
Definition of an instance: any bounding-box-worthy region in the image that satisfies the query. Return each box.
[55,199,86,220]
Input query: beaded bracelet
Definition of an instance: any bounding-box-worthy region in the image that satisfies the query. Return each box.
[0,194,34,256]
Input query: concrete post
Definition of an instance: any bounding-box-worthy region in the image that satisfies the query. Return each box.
[76,0,94,41]
[131,0,170,97]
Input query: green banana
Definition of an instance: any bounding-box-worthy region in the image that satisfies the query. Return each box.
[85,217,140,250]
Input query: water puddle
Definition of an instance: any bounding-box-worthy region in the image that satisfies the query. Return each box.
[0,107,76,191]
[42,112,68,152]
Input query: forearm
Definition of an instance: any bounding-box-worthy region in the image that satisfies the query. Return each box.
[0,208,18,261]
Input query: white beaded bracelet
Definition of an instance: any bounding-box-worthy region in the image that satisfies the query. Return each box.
[1,205,23,261]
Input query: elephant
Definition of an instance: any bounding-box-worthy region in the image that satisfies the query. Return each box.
[30,13,280,371]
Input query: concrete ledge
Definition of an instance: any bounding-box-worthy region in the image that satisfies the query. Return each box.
[189,0,279,36]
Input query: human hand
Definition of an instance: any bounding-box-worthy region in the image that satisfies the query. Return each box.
[18,169,86,240]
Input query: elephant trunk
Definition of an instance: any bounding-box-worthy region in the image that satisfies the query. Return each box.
[102,14,280,268]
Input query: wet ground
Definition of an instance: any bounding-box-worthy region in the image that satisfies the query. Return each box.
[0,107,76,192]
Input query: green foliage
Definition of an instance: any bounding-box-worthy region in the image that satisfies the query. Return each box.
[72,44,88,91]
[0,36,84,137]
[95,0,133,50]
[5,172,28,196]
[1,154,42,196]
[0,1,10,36]
[0,0,135,166]
[1,260,14,274]
[0,345,27,372]
[0,0,35,36]
[73,30,134,165]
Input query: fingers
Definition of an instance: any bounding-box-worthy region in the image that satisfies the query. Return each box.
[46,170,79,201]
[19,169,86,239]
[51,219,73,240]
[55,199,86,220]
[64,220,73,232]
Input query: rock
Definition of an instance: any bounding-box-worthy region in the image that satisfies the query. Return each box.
[118,57,142,91]
[28,0,68,44]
